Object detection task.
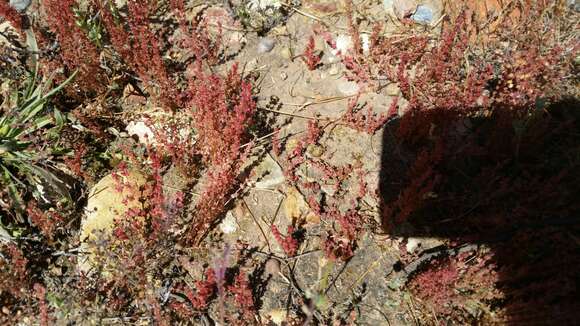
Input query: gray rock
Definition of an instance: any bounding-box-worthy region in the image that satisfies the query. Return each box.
[384,0,443,24]
[9,0,30,12]
[337,79,360,96]
[257,37,276,53]
[254,154,285,189]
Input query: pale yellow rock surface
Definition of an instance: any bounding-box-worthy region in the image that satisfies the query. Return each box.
[283,187,310,222]
[265,309,287,325]
[78,170,147,273]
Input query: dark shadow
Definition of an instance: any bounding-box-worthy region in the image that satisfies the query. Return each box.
[379,98,580,324]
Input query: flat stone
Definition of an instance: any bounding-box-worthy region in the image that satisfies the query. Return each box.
[254,154,285,189]
[328,64,340,76]
[337,79,360,96]
[406,237,445,254]
[283,187,310,221]
[265,309,287,325]
[412,4,434,24]
[126,121,155,146]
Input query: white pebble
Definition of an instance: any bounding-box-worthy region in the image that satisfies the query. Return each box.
[126,121,156,146]
[257,38,276,53]
[220,211,238,234]
[406,238,422,253]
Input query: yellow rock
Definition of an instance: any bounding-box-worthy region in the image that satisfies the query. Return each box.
[78,170,147,273]
[307,144,325,158]
[266,309,287,325]
[305,211,321,225]
[283,187,310,222]
[285,138,299,153]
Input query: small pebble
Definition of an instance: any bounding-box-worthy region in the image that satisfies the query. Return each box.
[321,184,337,197]
[279,72,288,80]
[567,0,580,11]
[305,212,320,225]
[333,34,353,56]
[265,258,281,276]
[246,58,259,71]
[219,211,238,234]
[406,238,421,253]
[257,38,276,53]
[1,306,9,315]
[327,53,341,64]
[229,31,247,45]
[361,33,370,53]
[307,144,324,158]
[51,265,63,276]
[382,0,394,11]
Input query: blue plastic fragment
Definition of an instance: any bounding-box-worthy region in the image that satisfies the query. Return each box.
[412,5,434,24]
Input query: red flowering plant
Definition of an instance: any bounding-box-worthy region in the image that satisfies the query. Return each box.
[343,94,399,134]
[182,268,218,311]
[308,1,576,142]
[302,35,321,70]
[76,150,189,321]
[277,125,371,261]
[0,1,23,31]
[42,0,107,96]
[227,271,257,323]
[0,243,43,325]
[0,243,28,299]
[93,0,181,109]
[271,224,300,257]
[184,62,257,244]
[372,2,579,323]
[372,2,577,226]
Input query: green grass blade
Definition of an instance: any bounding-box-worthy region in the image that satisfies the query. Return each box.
[23,114,53,135]
[1,166,25,222]
[42,70,78,101]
